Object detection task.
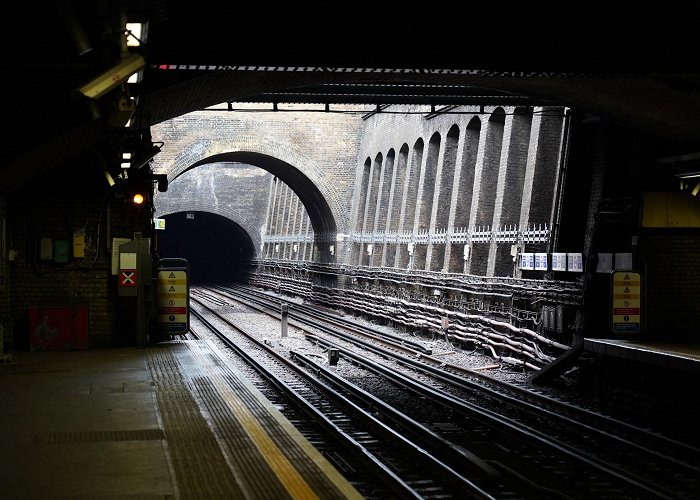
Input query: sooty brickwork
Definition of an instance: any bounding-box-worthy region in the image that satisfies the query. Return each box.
[163,104,567,277]
[154,163,271,253]
[2,158,154,349]
[151,105,363,252]
[262,179,315,261]
[349,105,567,277]
[150,104,567,279]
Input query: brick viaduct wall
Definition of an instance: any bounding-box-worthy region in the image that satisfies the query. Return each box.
[262,177,317,261]
[348,105,566,276]
[151,104,566,276]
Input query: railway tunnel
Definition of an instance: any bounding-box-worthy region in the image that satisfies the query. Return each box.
[2,3,700,498]
[4,6,700,362]
[156,211,255,285]
[153,144,341,289]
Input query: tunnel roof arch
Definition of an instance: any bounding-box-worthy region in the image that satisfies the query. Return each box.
[151,110,356,238]
[183,151,338,237]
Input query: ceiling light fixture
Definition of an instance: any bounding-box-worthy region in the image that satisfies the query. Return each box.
[76,53,146,100]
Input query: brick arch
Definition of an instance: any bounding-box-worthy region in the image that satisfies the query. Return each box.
[185,151,336,232]
[171,151,338,263]
[152,130,350,234]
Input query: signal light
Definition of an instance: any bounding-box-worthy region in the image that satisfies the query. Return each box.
[132,192,145,205]
[118,166,150,207]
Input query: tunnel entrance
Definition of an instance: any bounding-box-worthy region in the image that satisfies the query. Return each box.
[156,211,255,285]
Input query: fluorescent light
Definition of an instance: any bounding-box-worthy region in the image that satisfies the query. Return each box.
[692,181,700,197]
[676,171,700,179]
[126,23,143,47]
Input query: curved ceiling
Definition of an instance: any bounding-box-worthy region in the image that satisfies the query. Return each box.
[3,2,700,196]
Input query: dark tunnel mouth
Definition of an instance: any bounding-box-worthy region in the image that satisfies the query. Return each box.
[156,210,255,285]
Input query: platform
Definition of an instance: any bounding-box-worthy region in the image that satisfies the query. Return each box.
[583,337,700,374]
[0,340,362,499]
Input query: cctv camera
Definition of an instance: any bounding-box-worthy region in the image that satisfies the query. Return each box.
[76,53,145,100]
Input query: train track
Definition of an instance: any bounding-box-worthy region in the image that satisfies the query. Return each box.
[190,284,700,499]
[189,297,496,498]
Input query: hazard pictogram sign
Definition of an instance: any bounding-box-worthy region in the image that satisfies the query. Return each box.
[610,270,641,333]
[156,258,190,336]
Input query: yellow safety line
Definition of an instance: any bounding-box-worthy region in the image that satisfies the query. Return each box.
[211,375,320,500]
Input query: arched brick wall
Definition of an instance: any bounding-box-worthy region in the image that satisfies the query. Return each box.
[151,108,362,235]
[154,163,269,255]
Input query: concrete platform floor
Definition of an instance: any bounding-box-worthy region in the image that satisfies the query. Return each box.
[0,342,361,500]
[0,346,172,499]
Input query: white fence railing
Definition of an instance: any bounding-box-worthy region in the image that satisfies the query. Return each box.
[337,223,550,246]
[261,224,550,247]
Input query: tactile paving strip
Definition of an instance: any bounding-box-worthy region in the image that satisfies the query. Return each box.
[146,344,246,499]
[43,428,165,444]
[146,341,362,500]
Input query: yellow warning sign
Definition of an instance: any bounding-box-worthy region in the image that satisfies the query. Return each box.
[611,271,641,333]
[157,269,188,331]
